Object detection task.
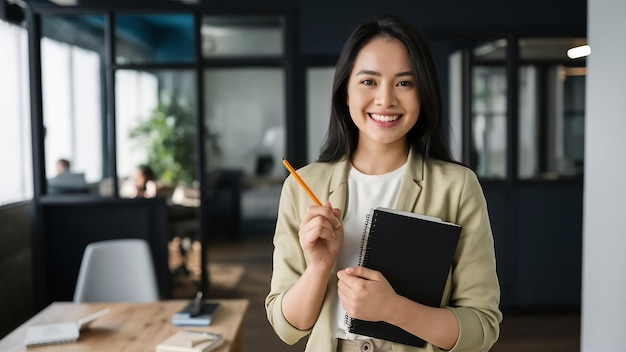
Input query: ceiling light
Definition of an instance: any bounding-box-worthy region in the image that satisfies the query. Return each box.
[567,45,591,59]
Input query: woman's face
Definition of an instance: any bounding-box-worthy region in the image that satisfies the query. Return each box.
[134,169,147,188]
[346,36,420,150]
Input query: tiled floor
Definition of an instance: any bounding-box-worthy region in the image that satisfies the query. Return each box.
[170,234,580,352]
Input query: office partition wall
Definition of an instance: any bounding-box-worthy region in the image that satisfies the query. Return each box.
[27,4,296,308]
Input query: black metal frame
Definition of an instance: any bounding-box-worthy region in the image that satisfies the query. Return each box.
[26,1,297,306]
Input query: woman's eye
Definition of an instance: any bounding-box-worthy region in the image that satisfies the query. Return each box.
[361,79,374,86]
[397,80,413,87]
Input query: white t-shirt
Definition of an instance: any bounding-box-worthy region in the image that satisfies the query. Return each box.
[334,162,407,339]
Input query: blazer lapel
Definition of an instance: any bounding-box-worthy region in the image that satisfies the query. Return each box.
[396,148,424,212]
[327,158,350,219]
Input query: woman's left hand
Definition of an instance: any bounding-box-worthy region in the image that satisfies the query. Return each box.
[337,266,398,322]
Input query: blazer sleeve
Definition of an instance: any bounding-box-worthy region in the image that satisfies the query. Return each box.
[264,175,313,344]
[447,169,503,352]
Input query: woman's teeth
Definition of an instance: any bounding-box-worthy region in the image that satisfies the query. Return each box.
[370,113,400,122]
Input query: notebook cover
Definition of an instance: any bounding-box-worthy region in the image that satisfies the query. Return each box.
[172,302,221,327]
[24,323,79,347]
[24,308,109,347]
[346,207,461,347]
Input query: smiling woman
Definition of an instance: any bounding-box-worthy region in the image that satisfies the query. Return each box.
[266,14,501,352]
[346,37,421,158]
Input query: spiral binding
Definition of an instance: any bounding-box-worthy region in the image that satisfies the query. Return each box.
[344,210,378,330]
[357,211,376,267]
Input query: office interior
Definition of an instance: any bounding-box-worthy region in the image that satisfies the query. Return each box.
[1,0,624,350]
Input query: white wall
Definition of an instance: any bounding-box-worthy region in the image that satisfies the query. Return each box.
[581,0,626,351]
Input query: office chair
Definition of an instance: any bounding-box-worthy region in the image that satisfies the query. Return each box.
[73,239,160,303]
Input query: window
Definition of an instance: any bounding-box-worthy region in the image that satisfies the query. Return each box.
[116,14,195,64]
[201,15,286,236]
[306,67,334,163]
[448,37,586,181]
[201,16,283,58]
[0,21,32,205]
[116,69,196,197]
[447,39,509,179]
[517,38,587,179]
[41,37,103,183]
[115,70,158,184]
[40,15,106,194]
[204,68,284,176]
[472,65,508,179]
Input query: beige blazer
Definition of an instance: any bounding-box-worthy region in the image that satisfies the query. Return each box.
[265,149,502,352]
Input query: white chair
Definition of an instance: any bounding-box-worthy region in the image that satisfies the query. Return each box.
[73,239,160,303]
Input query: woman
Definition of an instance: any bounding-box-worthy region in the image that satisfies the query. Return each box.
[134,164,157,198]
[266,14,502,352]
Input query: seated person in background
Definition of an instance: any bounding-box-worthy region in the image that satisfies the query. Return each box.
[134,164,157,198]
[119,165,163,199]
[56,159,70,175]
[48,158,88,194]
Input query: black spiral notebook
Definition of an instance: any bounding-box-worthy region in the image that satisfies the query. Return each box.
[345,207,461,347]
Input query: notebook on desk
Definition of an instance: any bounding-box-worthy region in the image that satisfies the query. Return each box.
[24,308,110,347]
[156,331,224,352]
[172,301,221,327]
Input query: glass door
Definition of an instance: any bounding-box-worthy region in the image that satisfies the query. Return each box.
[201,16,286,237]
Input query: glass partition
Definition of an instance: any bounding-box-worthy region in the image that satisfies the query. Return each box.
[203,68,285,236]
[41,15,106,194]
[201,16,283,58]
[204,68,284,175]
[518,38,587,179]
[0,21,32,204]
[560,68,585,176]
[449,37,586,181]
[115,14,195,64]
[32,10,289,298]
[115,69,197,198]
[306,67,334,163]
[199,15,285,239]
[472,66,508,179]
[471,39,508,179]
[116,69,199,279]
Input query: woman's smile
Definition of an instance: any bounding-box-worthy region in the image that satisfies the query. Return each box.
[369,113,401,123]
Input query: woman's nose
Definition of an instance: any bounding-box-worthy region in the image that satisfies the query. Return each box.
[375,84,397,107]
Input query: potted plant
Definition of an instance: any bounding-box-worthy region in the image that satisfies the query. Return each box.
[129,93,196,187]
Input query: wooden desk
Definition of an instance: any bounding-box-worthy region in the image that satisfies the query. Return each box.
[0,299,249,352]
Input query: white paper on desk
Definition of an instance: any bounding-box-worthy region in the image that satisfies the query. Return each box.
[24,322,80,347]
[24,307,110,347]
[156,331,224,352]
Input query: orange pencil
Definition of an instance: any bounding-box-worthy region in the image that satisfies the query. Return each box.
[282,158,323,206]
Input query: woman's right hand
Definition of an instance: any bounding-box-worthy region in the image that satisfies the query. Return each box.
[298,201,343,271]
[280,201,343,330]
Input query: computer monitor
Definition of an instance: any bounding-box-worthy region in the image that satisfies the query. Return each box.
[48,172,89,194]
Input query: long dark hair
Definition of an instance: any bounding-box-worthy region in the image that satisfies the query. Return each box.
[318,14,455,163]
[138,164,156,182]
